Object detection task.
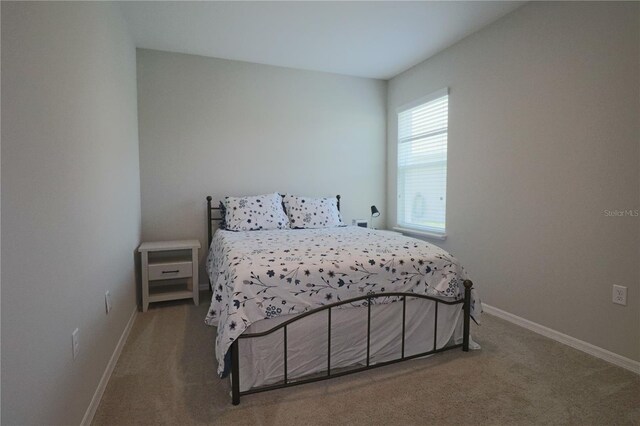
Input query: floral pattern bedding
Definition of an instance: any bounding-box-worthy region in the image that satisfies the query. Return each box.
[205,226,481,376]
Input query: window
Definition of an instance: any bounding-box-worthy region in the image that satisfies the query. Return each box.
[396,88,448,237]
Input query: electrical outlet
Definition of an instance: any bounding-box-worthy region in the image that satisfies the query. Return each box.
[613,285,627,306]
[72,328,79,359]
[105,290,112,314]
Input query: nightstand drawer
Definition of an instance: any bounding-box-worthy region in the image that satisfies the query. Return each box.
[148,261,192,281]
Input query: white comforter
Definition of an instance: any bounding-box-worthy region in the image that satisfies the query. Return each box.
[205,226,481,376]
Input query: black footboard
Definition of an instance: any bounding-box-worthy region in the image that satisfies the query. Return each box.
[230,280,474,405]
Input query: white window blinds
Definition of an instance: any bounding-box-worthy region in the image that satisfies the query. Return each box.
[397,89,448,235]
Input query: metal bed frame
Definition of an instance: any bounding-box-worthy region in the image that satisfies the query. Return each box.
[206,195,473,405]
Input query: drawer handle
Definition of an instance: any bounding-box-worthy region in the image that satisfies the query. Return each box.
[162,270,180,274]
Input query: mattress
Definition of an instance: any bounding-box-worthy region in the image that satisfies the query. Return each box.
[205,226,482,377]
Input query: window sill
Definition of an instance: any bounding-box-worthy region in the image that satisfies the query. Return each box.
[393,226,447,241]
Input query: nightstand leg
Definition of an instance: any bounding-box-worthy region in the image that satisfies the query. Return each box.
[141,251,149,312]
[192,247,199,306]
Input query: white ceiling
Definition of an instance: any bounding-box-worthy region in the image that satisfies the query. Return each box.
[120,1,523,80]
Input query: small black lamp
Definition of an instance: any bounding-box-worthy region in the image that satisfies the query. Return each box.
[370,205,380,229]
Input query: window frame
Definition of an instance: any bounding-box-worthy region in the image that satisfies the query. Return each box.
[393,88,449,240]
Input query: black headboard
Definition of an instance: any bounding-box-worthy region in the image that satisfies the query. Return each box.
[206,194,341,247]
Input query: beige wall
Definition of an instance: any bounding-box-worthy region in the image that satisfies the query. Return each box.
[137,49,387,280]
[387,2,640,361]
[1,2,141,424]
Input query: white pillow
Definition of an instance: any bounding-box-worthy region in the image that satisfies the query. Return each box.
[223,193,289,231]
[283,195,344,229]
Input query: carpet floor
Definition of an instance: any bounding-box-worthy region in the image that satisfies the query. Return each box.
[92,292,639,425]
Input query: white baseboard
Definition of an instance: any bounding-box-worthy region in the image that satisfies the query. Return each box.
[81,307,138,426]
[483,304,640,375]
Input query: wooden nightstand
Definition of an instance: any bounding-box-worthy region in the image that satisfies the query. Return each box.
[138,240,201,312]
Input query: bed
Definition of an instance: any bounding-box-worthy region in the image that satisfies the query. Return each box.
[204,195,481,404]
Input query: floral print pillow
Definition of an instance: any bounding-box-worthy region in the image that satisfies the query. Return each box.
[218,201,227,230]
[283,195,344,229]
[224,193,289,231]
